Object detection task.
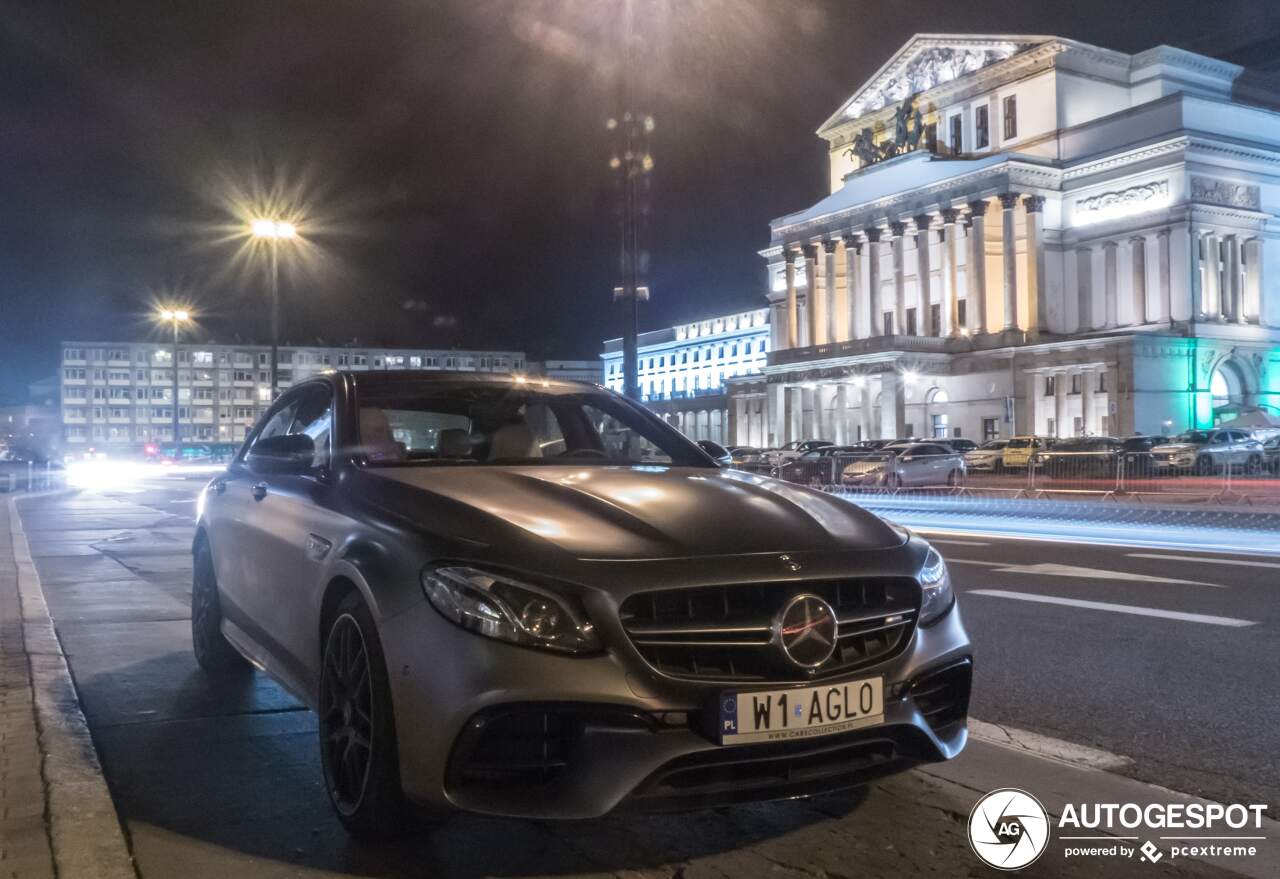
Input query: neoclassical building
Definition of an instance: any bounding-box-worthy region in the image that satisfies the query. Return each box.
[727,34,1280,447]
[603,308,770,443]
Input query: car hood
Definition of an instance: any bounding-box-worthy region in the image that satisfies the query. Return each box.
[363,465,903,560]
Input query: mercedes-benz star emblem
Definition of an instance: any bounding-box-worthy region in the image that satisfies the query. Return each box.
[775,593,838,669]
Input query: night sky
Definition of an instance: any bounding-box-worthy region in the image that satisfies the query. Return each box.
[3,0,1280,398]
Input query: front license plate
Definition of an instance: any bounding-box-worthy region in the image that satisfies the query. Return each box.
[718,677,884,745]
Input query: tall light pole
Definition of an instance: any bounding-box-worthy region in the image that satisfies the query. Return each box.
[157,308,191,446]
[250,218,297,399]
[609,0,653,401]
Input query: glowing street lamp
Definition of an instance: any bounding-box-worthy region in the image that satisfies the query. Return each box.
[157,308,193,445]
[250,218,299,398]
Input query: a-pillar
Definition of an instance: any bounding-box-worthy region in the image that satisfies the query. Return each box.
[843,234,862,340]
[939,208,959,336]
[826,238,843,342]
[1023,195,1046,332]
[999,193,1020,331]
[1053,370,1068,438]
[784,248,799,348]
[1224,234,1242,324]
[966,200,989,334]
[914,214,933,336]
[880,372,906,440]
[866,228,884,336]
[1103,241,1119,329]
[890,221,907,336]
[1130,235,1149,325]
[1081,368,1097,435]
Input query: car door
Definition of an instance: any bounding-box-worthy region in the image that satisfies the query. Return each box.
[203,393,303,650]
[237,381,340,696]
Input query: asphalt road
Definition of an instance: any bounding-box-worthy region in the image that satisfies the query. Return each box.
[13,474,1279,878]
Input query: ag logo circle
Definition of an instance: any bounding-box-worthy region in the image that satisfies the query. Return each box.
[968,788,1050,870]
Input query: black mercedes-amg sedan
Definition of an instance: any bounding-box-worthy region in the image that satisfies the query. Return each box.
[192,371,971,837]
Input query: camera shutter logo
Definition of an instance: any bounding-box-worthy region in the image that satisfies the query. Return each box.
[968,788,1051,870]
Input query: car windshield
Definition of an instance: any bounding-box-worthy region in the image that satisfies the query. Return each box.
[978,441,1007,450]
[354,381,707,467]
[1172,431,1212,444]
[1122,437,1153,450]
[1007,438,1033,448]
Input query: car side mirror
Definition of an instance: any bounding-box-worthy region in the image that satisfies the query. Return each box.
[246,433,316,474]
[696,440,732,467]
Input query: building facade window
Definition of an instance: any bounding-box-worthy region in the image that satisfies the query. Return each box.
[949,114,962,153]
[975,104,989,149]
[1045,375,1055,396]
[1002,95,1017,140]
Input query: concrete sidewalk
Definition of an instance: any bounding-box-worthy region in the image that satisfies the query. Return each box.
[2,495,135,879]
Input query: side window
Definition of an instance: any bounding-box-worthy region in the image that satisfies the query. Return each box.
[250,401,299,449]
[291,385,333,467]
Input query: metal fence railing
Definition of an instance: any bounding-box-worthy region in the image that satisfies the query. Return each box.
[750,448,1280,509]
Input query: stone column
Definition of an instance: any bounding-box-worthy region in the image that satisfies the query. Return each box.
[728,396,742,445]
[1025,372,1038,436]
[804,244,821,347]
[1053,371,1067,438]
[890,221,907,336]
[858,380,874,442]
[914,214,933,336]
[880,372,906,440]
[826,239,842,342]
[1081,368,1096,435]
[1130,235,1148,325]
[1244,237,1261,324]
[1024,195,1046,332]
[1202,232,1220,319]
[1157,229,1172,325]
[801,385,819,439]
[1076,247,1094,331]
[866,228,883,336]
[940,208,959,336]
[834,383,849,445]
[785,386,801,444]
[999,193,1020,331]
[967,200,989,333]
[767,382,786,447]
[1104,241,1119,329]
[844,234,862,339]
[1224,234,1242,324]
[784,249,799,348]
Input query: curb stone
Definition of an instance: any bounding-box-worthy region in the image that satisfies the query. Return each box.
[8,494,137,879]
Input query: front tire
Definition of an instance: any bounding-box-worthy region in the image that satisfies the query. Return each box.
[319,593,407,839]
[191,541,251,675]
[1194,455,1214,476]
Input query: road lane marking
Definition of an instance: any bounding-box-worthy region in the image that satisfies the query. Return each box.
[946,559,1225,588]
[1128,552,1280,569]
[968,589,1258,627]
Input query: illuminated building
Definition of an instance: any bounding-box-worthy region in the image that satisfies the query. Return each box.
[58,342,526,447]
[732,34,1280,446]
[602,309,770,443]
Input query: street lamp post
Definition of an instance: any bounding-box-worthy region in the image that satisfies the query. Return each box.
[250,219,297,399]
[158,308,191,446]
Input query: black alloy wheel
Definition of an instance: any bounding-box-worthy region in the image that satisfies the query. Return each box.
[191,541,251,675]
[318,594,407,838]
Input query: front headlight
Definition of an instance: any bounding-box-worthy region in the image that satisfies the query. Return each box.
[917,545,954,626]
[420,566,601,654]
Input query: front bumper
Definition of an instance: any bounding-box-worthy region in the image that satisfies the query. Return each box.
[378,595,971,819]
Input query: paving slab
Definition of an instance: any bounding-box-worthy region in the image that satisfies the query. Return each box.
[39,578,189,624]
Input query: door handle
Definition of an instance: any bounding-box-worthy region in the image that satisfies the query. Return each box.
[252,482,268,501]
